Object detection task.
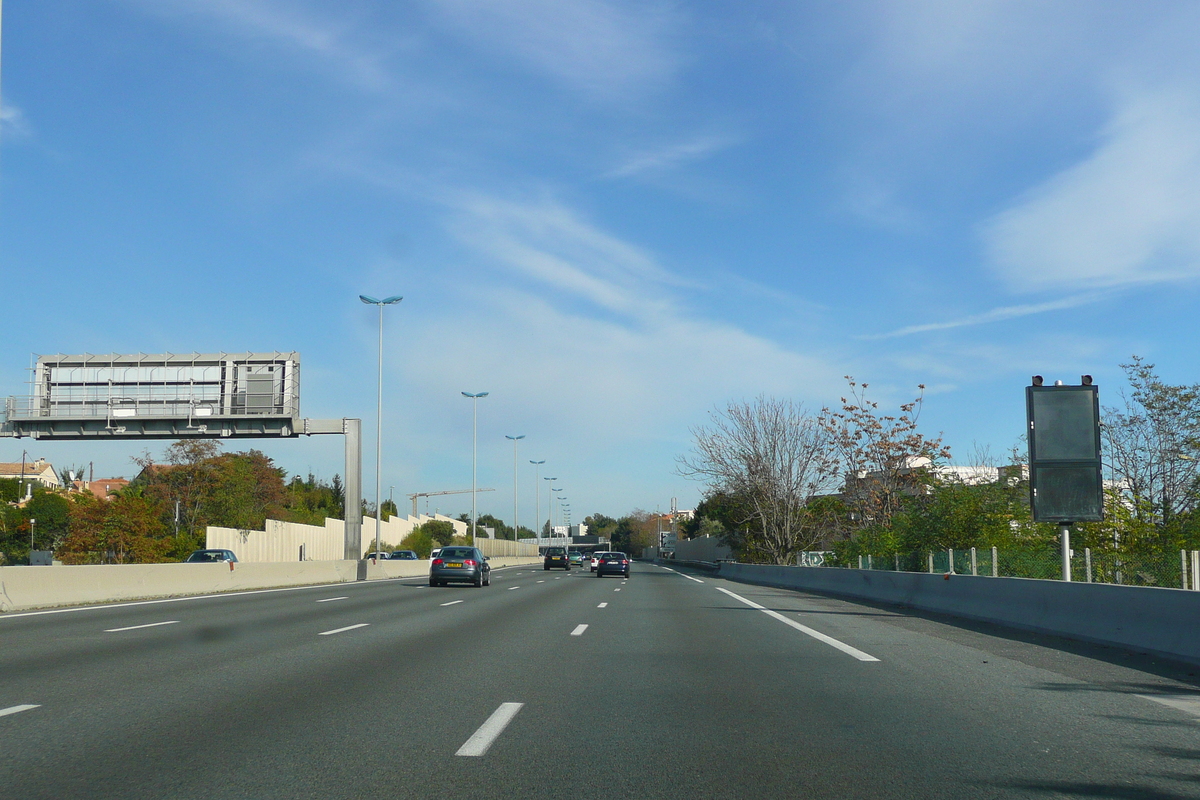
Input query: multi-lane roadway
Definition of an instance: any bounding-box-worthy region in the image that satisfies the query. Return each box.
[2,562,1199,798]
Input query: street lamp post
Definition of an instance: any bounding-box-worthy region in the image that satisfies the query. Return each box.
[462,392,489,547]
[552,487,564,539]
[505,435,525,549]
[360,293,403,559]
[530,460,545,552]
[543,477,557,544]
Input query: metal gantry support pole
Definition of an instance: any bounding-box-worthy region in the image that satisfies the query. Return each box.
[344,418,363,560]
[530,460,544,551]
[461,392,489,547]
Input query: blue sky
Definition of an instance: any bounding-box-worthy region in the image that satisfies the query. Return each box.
[4,1,1200,524]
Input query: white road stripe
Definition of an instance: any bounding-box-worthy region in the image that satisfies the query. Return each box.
[681,574,704,583]
[316,596,349,603]
[508,586,520,591]
[716,587,879,662]
[318,623,370,636]
[105,620,179,633]
[456,702,524,757]
[614,588,621,592]
[597,602,608,608]
[0,704,40,718]
[571,624,588,636]
[1140,693,1200,718]
[440,600,464,607]
[537,580,545,584]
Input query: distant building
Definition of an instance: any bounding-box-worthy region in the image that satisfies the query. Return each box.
[72,478,130,500]
[0,458,61,490]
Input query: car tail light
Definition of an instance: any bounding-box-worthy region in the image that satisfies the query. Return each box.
[432,559,443,566]
[464,559,477,567]
[621,560,629,565]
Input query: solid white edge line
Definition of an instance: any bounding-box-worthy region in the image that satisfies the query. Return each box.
[716,587,880,662]
[597,602,608,608]
[681,574,705,583]
[440,600,464,607]
[318,623,370,636]
[1139,693,1200,718]
[316,597,349,603]
[570,624,588,636]
[0,704,40,717]
[0,564,539,620]
[456,702,524,756]
[104,620,179,633]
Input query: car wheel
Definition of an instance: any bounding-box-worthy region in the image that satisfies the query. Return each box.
[484,573,491,586]
[544,566,550,571]
[429,578,437,587]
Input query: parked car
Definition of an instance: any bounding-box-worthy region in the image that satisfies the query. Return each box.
[544,546,570,571]
[590,551,607,572]
[568,551,585,566]
[596,552,630,578]
[184,549,238,563]
[429,546,491,587]
[390,550,419,560]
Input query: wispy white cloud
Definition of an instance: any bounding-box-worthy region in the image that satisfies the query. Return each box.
[446,194,691,316]
[125,0,393,90]
[420,0,678,99]
[983,88,1200,292]
[606,135,733,179]
[864,292,1107,339]
[0,103,32,138]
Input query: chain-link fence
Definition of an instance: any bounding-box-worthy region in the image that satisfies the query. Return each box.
[844,547,1194,589]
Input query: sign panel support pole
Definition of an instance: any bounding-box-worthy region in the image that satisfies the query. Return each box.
[1060,523,1071,582]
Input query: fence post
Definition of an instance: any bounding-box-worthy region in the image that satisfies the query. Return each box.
[947,548,954,574]
[1059,524,1072,582]
[970,547,977,576]
[928,552,934,573]
[1084,547,1092,583]
[894,553,900,572]
[867,554,873,570]
[858,555,863,570]
[1192,551,1200,591]
[1182,550,1189,590]
[991,546,998,577]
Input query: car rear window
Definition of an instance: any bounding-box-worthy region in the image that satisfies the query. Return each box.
[440,549,473,559]
[547,547,565,555]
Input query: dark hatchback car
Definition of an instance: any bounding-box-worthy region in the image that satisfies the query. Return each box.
[596,552,630,578]
[430,546,491,587]
[544,546,570,571]
[184,549,238,563]
[390,550,419,560]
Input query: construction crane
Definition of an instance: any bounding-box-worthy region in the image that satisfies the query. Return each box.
[408,488,495,517]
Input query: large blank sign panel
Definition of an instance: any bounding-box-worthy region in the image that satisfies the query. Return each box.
[1026,384,1103,523]
[3,352,300,439]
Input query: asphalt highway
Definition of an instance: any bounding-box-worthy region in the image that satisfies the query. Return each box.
[2,562,1200,799]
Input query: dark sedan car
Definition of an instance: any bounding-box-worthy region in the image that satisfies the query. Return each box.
[430,546,491,587]
[596,551,630,578]
[544,546,570,571]
[184,549,238,563]
[390,550,419,560]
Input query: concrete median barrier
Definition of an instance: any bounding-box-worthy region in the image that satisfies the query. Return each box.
[716,562,1200,667]
[0,557,543,613]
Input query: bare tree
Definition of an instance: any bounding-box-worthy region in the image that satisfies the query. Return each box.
[819,377,951,532]
[678,397,840,565]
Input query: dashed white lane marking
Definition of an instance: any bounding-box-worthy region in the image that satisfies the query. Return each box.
[597,602,608,608]
[1140,694,1200,719]
[319,623,370,636]
[555,577,561,580]
[317,597,349,603]
[571,624,588,636]
[456,702,524,757]
[537,580,545,584]
[508,586,520,591]
[440,600,464,607]
[105,620,179,633]
[680,574,704,583]
[716,587,880,662]
[614,588,621,592]
[0,704,40,718]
